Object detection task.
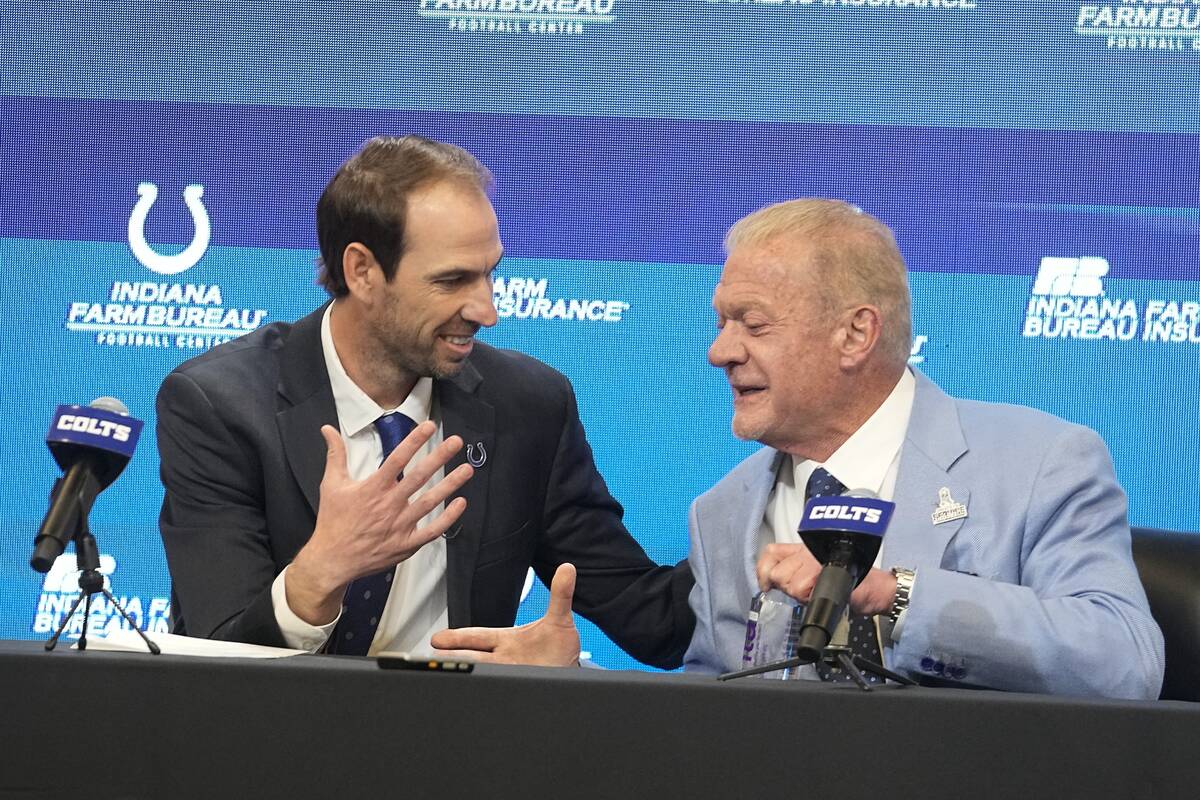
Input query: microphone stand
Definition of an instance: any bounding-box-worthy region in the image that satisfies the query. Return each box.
[717,646,916,691]
[43,494,160,655]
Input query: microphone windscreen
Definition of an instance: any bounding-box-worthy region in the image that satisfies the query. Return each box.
[90,396,130,416]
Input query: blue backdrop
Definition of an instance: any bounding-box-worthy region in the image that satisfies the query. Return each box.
[2,1,1197,668]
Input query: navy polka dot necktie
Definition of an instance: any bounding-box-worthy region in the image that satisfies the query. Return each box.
[329,412,417,656]
[806,467,845,501]
[805,467,885,684]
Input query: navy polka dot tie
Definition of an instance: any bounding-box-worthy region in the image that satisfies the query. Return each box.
[329,412,417,656]
[805,467,885,684]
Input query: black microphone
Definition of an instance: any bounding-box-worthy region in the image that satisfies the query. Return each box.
[791,490,894,663]
[30,397,144,573]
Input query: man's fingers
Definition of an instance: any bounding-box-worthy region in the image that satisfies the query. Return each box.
[430,626,501,653]
[319,425,349,484]
[783,571,815,603]
[763,553,800,592]
[373,420,439,486]
[396,434,465,496]
[403,465,474,526]
[408,497,469,546]
[756,551,782,592]
[544,563,577,623]
[428,649,501,664]
[756,543,797,591]
[757,543,816,592]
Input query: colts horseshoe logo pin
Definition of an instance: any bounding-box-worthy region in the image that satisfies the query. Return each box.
[466,442,487,468]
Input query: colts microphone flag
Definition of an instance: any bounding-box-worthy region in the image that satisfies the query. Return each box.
[31,398,143,573]
[793,491,895,662]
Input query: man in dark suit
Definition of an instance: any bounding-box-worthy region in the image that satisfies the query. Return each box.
[156,135,692,668]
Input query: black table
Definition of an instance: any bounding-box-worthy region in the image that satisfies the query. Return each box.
[0,641,1196,799]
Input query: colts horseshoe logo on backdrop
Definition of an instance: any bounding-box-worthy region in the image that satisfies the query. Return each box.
[127,182,211,275]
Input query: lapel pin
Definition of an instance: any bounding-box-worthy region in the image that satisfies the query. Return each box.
[932,487,968,525]
[466,442,487,468]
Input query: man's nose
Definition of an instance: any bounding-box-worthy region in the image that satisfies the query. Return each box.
[708,324,745,368]
[463,279,498,328]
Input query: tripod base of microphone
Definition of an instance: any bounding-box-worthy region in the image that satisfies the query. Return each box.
[718,645,916,691]
[42,526,160,656]
[818,646,915,691]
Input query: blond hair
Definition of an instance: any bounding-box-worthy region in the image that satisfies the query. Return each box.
[725,198,912,366]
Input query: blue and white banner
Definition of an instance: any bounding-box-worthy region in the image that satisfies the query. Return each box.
[1,2,1197,668]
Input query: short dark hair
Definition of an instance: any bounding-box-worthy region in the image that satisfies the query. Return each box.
[315,135,493,297]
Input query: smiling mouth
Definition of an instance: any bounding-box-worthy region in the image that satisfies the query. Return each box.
[442,334,474,346]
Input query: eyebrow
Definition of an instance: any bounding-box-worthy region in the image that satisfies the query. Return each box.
[429,255,503,281]
[713,293,764,317]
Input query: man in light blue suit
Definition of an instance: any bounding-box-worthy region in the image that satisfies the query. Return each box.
[685,199,1164,700]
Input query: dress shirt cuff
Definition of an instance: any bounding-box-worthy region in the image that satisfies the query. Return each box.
[272,565,340,652]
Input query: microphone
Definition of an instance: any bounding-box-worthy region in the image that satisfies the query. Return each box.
[30,397,144,573]
[791,490,894,663]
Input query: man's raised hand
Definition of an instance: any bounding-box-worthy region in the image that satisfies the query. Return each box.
[286,422,474,625]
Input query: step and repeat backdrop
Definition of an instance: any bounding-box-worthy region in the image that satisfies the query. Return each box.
[2,2,1197,668]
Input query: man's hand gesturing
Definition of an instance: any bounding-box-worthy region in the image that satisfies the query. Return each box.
[286,421,474,625]
[429,563,581,667]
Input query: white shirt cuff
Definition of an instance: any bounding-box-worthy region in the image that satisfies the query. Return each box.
[271,565,340,652]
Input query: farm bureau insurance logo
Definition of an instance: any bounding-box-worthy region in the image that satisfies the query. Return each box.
[494,275,630,321]
[32,554,171,638]
[63,182,268,352]
[1075,1,1200,54]
[1022,256,1200,343]
[416,0,615,36]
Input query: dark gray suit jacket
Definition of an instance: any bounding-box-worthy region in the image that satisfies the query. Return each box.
[156,306,693,668]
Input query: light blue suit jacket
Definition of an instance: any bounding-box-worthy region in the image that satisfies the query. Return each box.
[684,371,1165,700]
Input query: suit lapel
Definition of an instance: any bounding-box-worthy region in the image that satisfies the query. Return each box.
[276,305,338,515]
[736,449,785,597]
[437,360,494,628]
[882,371,970,570]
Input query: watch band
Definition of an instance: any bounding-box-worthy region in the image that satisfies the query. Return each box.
[889,566,916,624]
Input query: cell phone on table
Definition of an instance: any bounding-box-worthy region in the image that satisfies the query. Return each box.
[376,651,474,673]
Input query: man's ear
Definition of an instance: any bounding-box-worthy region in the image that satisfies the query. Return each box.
[837,305,882,369]
[342,243,379,302]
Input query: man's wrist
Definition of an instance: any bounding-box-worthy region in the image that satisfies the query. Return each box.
[272,568,341,650]
[286,550,348,626]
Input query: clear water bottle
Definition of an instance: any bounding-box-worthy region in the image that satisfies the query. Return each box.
[741,588,806,679]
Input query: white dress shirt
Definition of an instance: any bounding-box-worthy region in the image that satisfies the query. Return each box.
[270,303,449,655]
[760,368,916,661]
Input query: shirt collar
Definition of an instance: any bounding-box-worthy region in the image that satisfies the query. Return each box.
[791,368,916,496]
[321,302,433,437]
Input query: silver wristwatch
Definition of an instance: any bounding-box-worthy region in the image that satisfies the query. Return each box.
[889,566,916,624]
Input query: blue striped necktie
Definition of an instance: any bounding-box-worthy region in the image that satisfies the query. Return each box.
[329,412,416,656]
